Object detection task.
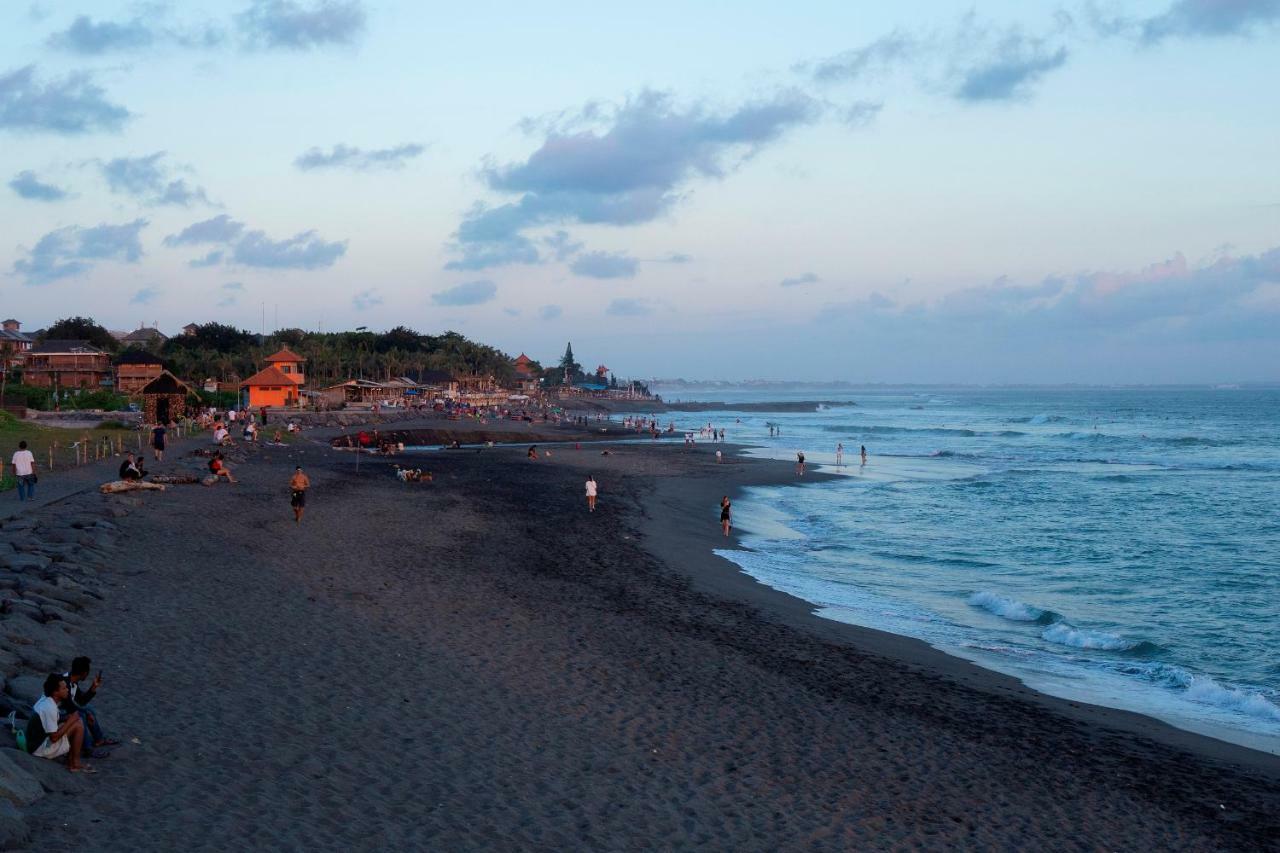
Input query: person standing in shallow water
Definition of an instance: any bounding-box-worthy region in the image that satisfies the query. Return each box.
[289,466,310,524]
[585,475,597,512]
[720,496,732,537]
[836,443,844,467]
[796,451,805,476]
[861,445,867,465]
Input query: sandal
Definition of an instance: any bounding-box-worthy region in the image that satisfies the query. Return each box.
[96,738,122,747]
[68,765,97,774]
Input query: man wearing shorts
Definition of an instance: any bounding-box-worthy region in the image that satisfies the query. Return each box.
[29,674,92,773]
[289,466,310,523]
[585,475,597,512]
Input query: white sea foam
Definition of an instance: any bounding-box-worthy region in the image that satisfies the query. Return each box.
[968,591,1045,622]
[1041,622,1138,651]
[1185,677,1280,722]
[1125,663,1280,723]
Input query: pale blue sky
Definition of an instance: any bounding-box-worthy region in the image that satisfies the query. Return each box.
[2,1,1278,382]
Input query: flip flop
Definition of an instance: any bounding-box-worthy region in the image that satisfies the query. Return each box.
[96,738,122,747]
[69,765,97,774]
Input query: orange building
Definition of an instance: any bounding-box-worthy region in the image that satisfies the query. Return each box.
[514,353,535,376]
[240,346,306,408]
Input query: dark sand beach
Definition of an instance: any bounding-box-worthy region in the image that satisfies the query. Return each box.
[2,429,1277,851]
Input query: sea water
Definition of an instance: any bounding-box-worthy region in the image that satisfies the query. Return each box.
[654,386,1280,754]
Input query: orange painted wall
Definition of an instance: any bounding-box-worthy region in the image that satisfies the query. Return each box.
[245,385,296,407]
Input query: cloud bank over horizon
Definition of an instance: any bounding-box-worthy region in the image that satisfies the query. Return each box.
[1,1,1277,382]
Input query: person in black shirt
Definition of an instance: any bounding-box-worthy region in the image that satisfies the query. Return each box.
[151,424,167,462]
[118,453,144,481]
[61,656,119,753]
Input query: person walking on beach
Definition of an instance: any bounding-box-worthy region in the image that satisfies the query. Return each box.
[10,440,37,502]
[585,475,598,512]
[289,466,310,524]
[151,423,167,462]
[527,445,538,460]
[720,496,732,537]
[796,451,805,476]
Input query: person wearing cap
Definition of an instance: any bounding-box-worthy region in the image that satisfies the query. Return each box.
[289,466,310,524]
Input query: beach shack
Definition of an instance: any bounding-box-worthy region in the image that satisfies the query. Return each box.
[138,370,194,423]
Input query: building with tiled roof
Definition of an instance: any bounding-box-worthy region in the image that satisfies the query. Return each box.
[24,340,112,389]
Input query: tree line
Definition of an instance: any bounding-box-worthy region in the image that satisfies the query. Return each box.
[38,317,533,387]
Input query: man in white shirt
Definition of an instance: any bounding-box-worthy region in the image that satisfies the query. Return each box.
[29,674,92,773]
[10,440,36,501]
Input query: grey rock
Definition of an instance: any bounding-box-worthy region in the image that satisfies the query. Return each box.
[4,677,41,710]
[0,555,49,574]
[5,749,87,794]
[0,797,30,849]
[0,750,42,807]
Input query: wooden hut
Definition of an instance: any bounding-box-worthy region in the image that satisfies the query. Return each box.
[138,370,194,424]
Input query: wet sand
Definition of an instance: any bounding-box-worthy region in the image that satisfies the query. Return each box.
[5,435,1278,850]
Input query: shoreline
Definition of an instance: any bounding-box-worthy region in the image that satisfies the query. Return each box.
[6,432,1278,849]
[642,450,1280,777]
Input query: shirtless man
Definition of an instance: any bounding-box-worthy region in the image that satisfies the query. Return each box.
[289,466,310,523]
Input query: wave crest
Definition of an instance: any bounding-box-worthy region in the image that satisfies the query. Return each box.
[1041,622,1153,652]
[968,591,1054,623]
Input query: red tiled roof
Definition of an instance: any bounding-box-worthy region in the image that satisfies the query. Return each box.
[265,346,305,363]
[240,366,294,387]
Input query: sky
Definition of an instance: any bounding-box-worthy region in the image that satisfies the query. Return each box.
[2,0,1278,383]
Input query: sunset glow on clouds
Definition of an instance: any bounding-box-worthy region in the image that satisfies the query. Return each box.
[2,1,1278,382]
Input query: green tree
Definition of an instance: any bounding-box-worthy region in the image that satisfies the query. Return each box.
[41,316,118,351]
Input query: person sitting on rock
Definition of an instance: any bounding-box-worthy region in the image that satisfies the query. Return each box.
[118,452,145,481]
[27,674,94,773]
[208,452,237,484]
[62,656,119,753]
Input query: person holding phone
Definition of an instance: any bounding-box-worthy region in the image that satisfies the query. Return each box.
[62,656,120,752]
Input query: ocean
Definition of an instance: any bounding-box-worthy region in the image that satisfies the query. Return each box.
[653,386,1280,754]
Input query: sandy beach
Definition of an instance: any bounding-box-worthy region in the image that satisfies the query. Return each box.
[1,428,1277,851]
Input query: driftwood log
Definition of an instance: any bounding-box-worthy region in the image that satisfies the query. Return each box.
[100,480,168,494]
[148,474,201,485]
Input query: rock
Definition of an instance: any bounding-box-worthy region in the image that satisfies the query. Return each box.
[0,750,43,807]
[0,555,49,574]
[4,677,41,710]
[29,543,79,561]
[0,797,30,849]
[5,749,87,795]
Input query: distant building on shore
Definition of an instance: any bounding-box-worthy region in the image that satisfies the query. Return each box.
[241,346,307,408]
[115,324,168,348]
[0,319,33,369]
[115,349,167,395]
[23,340,112,390]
